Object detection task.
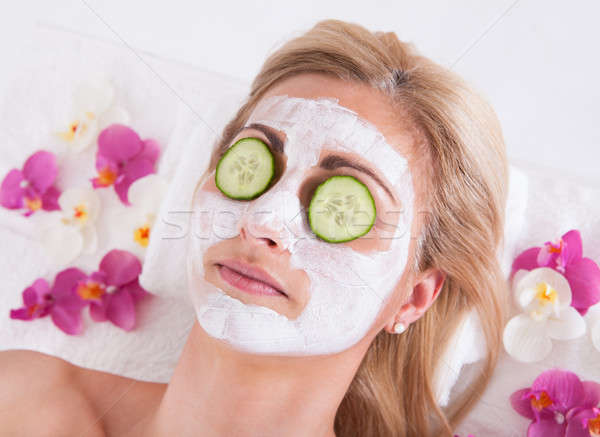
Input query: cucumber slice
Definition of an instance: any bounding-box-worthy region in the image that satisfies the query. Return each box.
[308,175,376,243]
[215,137,275,200]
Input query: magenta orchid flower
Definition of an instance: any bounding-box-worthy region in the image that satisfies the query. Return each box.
[510,369,600,437]
[0,150,61,216]
[91,124,160,205]
[511,229,600,316]
[9,251,150,334]
[77,249,149,331]
[10,268,88,335]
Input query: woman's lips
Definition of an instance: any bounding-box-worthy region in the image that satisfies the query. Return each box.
[216,259,288,298]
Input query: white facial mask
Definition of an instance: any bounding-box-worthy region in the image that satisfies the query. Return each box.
[186,94,415,356]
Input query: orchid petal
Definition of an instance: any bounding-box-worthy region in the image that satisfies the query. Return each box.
[97,124,143,163]
[517,286,537,309]
[106,288,136,331]
[565,257,600,314]
[123,156,156,181]
[128,174,167,212]
[99,249,141,286]
[22,150,57,194]
[581,381,600,408]
[89,299,108,322]
[511,268,530,291]
[30,278,51,300]
[120,279,149,304]
[527,418,565,437]
[510,387,535,419]
[562,229,583,263]
[22,287,40,307]
[532,369,585,411]
[90,270,107,285]
[0,169,25,209]
[545,306,586,340]
[56,295,87,314]
[113,157,155,204]
[503,313,552,362]
[52,267,87,299]
[10,308,32,320]
[511,246,541,277]
[50,305,83,335]
[41,186,61,211]
[139,139,160,166]
[537,243,559,267]
[56,187,83,215]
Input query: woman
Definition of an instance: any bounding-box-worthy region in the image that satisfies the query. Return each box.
[0,19,509,436]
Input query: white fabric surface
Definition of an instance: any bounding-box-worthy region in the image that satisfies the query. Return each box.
[1,26,598,431]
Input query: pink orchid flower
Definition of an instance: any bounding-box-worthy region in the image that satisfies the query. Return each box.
[91,124,159,205]
[10,268,88,335]
[511,229,600,316]
[510,368,600,437]
[0,150,61,216]
[77,249,149,331]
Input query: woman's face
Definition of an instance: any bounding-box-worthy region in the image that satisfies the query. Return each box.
[186,73,419,356]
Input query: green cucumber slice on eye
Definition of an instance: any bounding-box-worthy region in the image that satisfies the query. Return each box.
[308,175,376,243]
[215,137,275,200]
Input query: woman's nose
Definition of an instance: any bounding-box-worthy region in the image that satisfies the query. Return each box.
[239,225,280,249]
[239,221,283,250]
[235,185,301,252]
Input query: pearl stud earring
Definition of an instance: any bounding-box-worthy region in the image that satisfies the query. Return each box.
[393,322,406,334]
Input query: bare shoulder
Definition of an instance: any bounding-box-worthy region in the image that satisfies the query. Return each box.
[0,349,105,436]
[0,350,166,436]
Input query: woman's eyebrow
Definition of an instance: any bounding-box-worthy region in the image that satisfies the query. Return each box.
[236,123,397,203]
[240,123,285,153]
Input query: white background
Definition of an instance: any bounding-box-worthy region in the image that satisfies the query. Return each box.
[1,0,599,185]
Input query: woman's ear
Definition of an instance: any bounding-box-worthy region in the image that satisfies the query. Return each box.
[384,268,446,334]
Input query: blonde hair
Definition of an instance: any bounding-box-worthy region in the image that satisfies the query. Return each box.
[201,19,509,436]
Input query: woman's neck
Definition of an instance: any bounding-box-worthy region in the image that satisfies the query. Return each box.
[143,321,368,437]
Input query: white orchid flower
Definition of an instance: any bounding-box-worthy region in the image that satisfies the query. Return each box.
[112,174,168,258]
[41,187,101,267]
[503,267,586,362]
[57,76,129,152]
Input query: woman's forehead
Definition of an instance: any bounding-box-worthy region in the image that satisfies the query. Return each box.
[246,94,410,189]
[259,73,415,152]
